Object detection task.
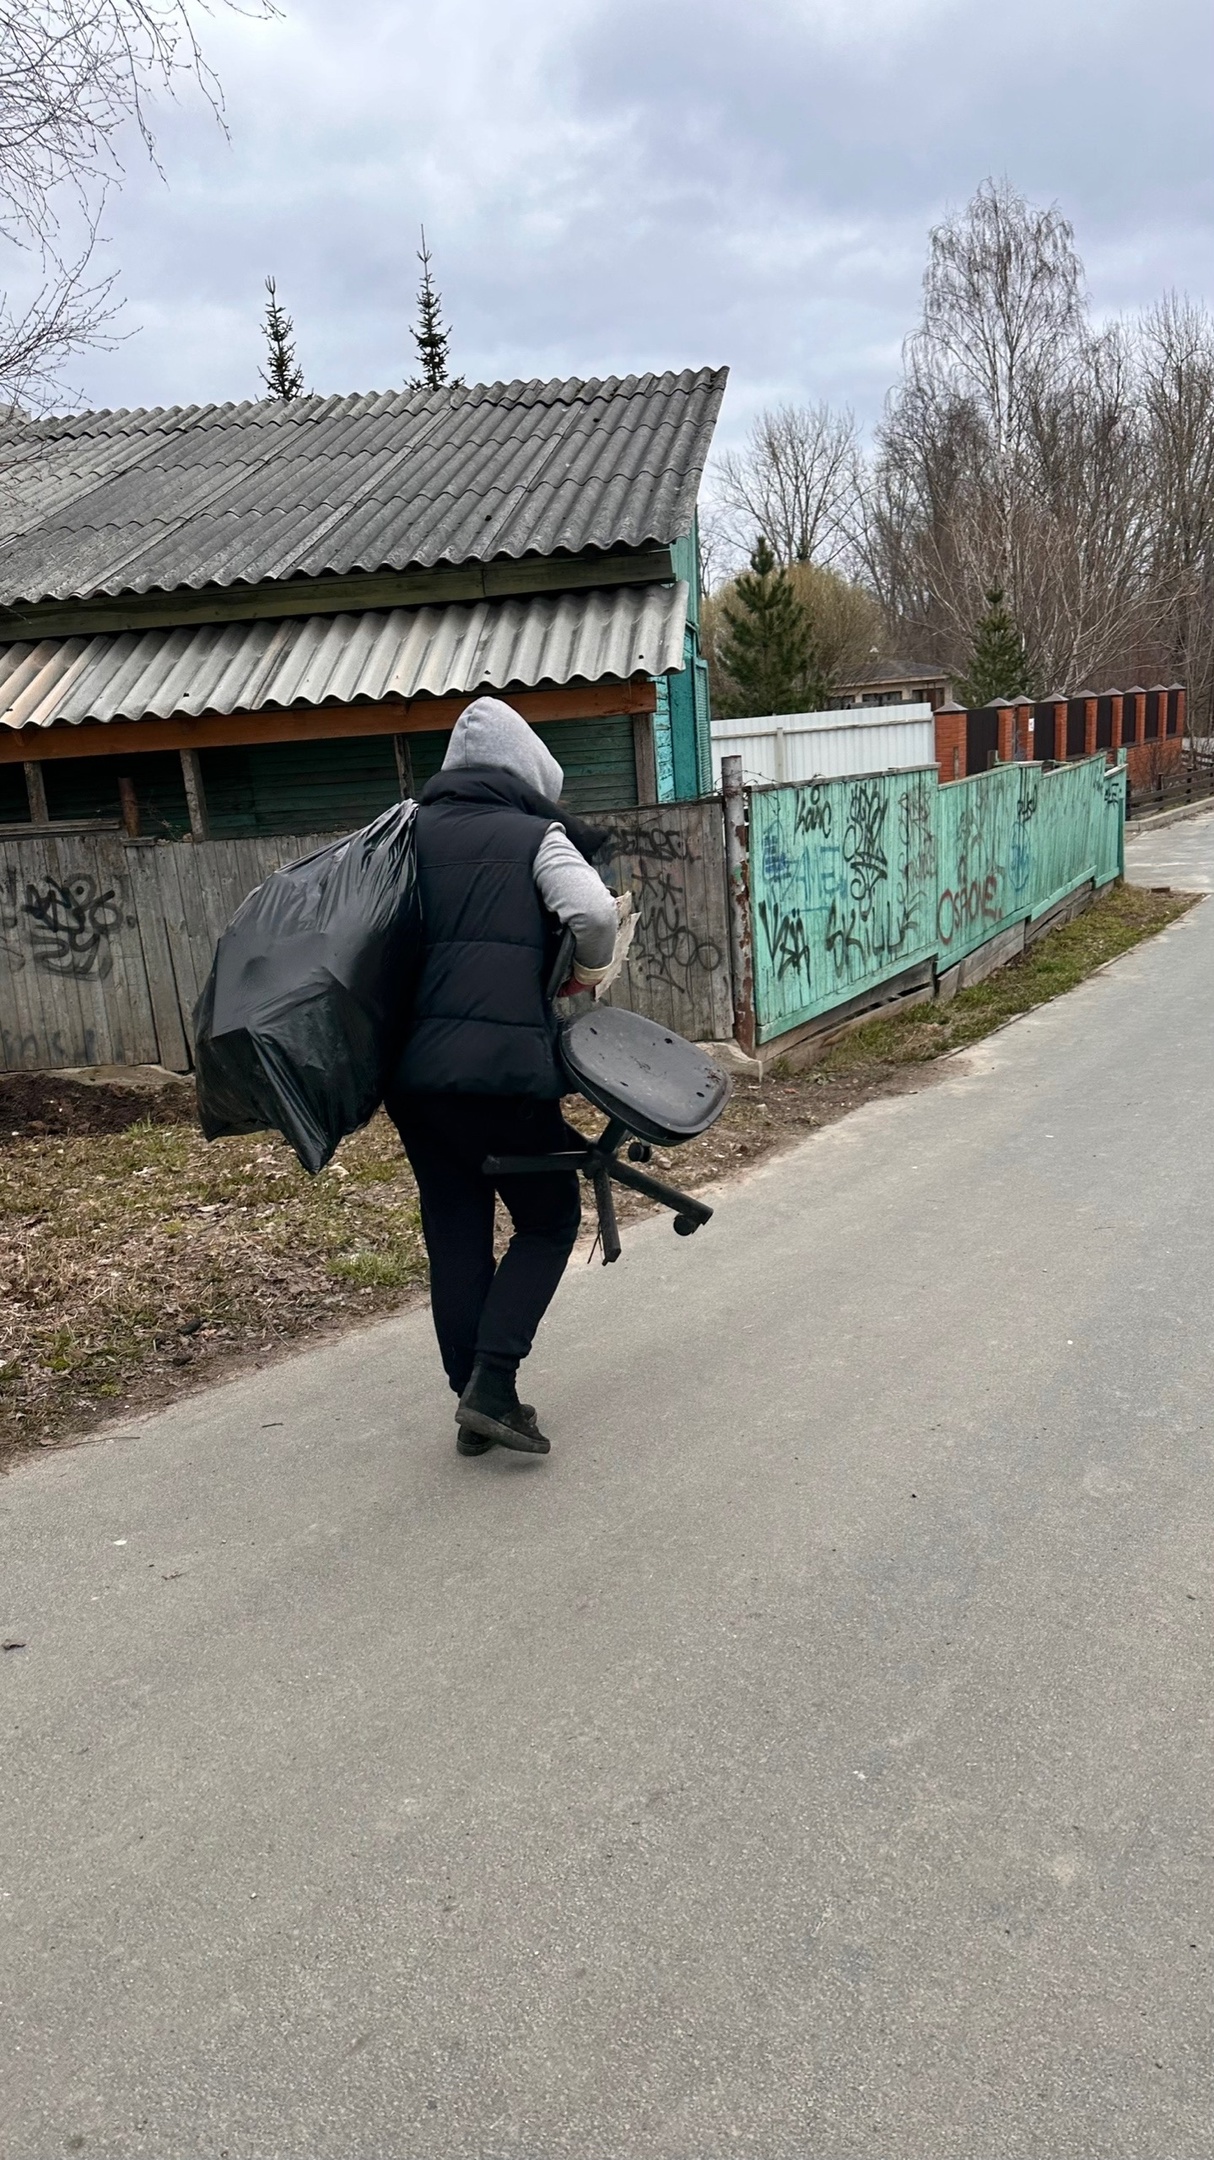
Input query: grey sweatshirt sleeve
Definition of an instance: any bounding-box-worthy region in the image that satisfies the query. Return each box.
[533,825,618,971]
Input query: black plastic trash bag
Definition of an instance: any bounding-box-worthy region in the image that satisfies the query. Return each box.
[194,801,422,1174]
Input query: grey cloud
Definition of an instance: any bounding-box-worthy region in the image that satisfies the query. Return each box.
[15,0,1210,448]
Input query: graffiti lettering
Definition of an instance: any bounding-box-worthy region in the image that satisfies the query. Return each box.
[1,1025,99,1070]
[843,781,889,921]
[15,875,123,979]
[898,786,936,891]
[599,815,724,998]
[758,898,812,985]
[793,785,832,840]
[761,827,795,889]
[937,867,1002,948]
[825,897,866,974]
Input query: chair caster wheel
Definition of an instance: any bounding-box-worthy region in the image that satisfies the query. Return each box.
[673,1214,698,1236]
[627,1141,652,1162]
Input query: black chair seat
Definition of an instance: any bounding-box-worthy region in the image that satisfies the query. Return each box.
[559,1005,731,1145]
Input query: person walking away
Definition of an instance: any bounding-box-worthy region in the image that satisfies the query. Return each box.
[387,697,618,1458]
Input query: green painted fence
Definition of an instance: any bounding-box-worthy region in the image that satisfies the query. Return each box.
[750,755,1124,1045]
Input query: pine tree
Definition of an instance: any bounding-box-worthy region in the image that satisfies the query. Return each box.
[717,537,826,718]
[258,277,305,401]
[956,586,1037,706]
[410,227,458,391]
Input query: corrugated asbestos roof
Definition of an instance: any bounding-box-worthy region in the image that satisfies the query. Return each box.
[0,580,688,731]
[0,369,726,608]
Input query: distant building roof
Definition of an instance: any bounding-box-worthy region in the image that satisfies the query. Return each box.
[0,368,727,611]
[840,658,951,687]
[0,581,689,732]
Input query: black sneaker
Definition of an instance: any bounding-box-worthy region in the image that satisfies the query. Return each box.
[456,1403,544,1457]
[456,1362,551,1455]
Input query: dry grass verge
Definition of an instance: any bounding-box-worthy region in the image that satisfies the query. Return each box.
[0,880,1194,1463]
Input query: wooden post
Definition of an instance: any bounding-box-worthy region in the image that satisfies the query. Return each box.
[179,749,209,838]
[994,701,1015,764]
[117,776,141,837]
[392,734,415,801]
[631,713,658,805]
[721,753,755,1057]
[23,761,48,823]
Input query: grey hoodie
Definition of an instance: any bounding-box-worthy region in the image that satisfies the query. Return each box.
[442,695,566,801]
[441,696,617,974]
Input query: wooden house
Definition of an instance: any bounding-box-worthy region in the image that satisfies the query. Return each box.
[0,368,726,836]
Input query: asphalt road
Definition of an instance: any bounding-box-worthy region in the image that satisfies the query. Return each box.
[1126,805,1214,890]
[4,829,1214,2160]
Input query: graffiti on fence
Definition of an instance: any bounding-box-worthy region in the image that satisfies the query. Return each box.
[758,898,812,986]
[1,1025,99,1067]
[824,776,934,977]
[899,784,936,891]
[936,797,1005,953]
[842,780,889,922]
[793,784,832,839]
[600,814,724,999]
[1,871,128,978]
[750,771,939,1033]
[760,823,796,891]
[1009,781,1038,897]
[824,897,865,973]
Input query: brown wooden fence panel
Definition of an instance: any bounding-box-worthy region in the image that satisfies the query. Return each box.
[596,800,734,1043]
[0,810,737,1073]
[0,833,161,1071]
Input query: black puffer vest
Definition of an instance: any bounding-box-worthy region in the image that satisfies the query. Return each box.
[393,767,580,1098]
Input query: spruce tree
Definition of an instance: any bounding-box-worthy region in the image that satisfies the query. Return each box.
[717,537,826,717]
[258,277,305,401]
[410,227,458,391]
[956,586,1036,705]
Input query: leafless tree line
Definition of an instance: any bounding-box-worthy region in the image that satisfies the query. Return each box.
[1,1,278,413]
[709,182,1214,728]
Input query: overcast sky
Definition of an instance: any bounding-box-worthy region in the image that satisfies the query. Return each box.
[23,0,1214,446]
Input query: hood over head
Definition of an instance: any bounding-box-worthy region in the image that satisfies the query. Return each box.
[442,696,564,803]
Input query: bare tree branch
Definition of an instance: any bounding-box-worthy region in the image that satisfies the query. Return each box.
[855,180,1214,721]
[713,400,859,570]
[0,0,281,406]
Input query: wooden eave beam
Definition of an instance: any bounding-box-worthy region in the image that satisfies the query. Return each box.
[0,680,658,764]
[0,548,677,641]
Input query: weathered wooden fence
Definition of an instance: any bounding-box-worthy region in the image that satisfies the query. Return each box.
[597,801,733,1043]
[0,762,1123,1073]
[0,802,733,1073]
[748,755,1125,1045]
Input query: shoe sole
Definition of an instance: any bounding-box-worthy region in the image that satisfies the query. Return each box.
[456,1407,550,1455]
[456,1431,497,1456]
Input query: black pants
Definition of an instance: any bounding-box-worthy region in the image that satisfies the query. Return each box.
[389,1092,581,1396]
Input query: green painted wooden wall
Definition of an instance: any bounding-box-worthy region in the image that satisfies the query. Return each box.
[749,755,1125,1044]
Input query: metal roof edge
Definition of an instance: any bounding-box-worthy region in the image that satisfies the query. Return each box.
[0,549,677,640]
[0,366,729,440]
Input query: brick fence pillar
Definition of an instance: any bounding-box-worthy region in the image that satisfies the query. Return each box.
[934,701,966,781]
